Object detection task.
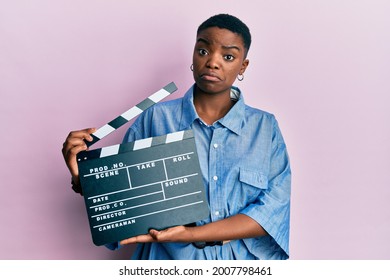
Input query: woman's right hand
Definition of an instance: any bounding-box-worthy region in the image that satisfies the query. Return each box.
[62,128,96,192]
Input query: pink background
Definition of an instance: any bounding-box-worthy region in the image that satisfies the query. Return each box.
[1,0,389,259]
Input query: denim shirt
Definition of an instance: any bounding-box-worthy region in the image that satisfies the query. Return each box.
[112,85,291,260]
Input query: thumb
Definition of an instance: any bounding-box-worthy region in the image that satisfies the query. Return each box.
[149,229,161,240]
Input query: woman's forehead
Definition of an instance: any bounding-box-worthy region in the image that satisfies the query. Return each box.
[196,27,245,48]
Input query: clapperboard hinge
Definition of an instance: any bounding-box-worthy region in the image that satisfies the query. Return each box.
[84,82,177,148]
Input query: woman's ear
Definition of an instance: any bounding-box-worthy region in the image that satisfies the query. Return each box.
[240,59,249,75]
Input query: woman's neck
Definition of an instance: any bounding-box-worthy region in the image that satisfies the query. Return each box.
[193,88,234,125]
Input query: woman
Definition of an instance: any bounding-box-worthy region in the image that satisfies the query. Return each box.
[62,14,291,260]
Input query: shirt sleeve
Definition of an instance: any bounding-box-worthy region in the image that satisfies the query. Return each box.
[239,117,291,256]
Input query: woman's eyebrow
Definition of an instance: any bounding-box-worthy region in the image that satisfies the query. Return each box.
[196,38,241,52]
[196,38,209,45]
[222,45,241,52]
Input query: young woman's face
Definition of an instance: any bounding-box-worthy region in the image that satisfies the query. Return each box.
[192,27,249,95]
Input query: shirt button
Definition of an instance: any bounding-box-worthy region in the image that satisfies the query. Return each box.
[214,211,220,216]
[213,176,218,181]
[213,143,218,148]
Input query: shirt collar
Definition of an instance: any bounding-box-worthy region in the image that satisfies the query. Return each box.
[180,84,245,135]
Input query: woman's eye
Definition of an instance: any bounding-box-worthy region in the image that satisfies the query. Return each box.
[224,55,235,61]
[198,49,208,56]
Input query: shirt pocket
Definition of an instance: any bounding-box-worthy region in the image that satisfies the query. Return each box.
[238,168,268,204]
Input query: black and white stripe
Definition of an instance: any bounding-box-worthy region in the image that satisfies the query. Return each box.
[86,82,177,147]
[78,130,193,161]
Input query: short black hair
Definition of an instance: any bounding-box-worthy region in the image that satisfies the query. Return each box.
[197,14,252,56]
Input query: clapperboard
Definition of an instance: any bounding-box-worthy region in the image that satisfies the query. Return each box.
[77,82,209,246]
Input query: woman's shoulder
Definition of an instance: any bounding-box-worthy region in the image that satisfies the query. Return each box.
[244,103,276,121]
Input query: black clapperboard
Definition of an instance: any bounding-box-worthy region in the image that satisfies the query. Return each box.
[77,82,209,246]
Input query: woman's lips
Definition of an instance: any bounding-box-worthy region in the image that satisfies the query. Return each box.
[200,74,221,82]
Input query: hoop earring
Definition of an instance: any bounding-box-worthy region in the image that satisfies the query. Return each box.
[190,64,194,71]
[237,73,244,81]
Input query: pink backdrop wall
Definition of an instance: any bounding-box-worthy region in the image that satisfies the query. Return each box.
[1,0,389,259]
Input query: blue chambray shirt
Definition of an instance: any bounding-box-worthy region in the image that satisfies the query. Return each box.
[108,84,291,260]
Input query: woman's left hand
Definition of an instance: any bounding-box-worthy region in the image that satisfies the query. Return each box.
[119,226,194,245]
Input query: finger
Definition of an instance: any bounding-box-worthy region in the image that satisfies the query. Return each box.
[65,136,90,146]
[62,139,87,158]
[64,128,97,145]
[82,127,97,142]
[149,229,162,240]
[119,237,137,245]
[120,233,155,245]
[64,143,88,161]
[64,145,88,177]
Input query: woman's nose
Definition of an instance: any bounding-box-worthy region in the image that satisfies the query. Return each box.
[206,54,220,69]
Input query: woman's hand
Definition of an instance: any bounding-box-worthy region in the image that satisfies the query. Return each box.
[119,226,194,245]
[61,128,96,191]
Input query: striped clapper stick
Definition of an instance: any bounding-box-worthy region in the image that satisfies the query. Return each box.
[85,82,178,147]
[76,102,209,246]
